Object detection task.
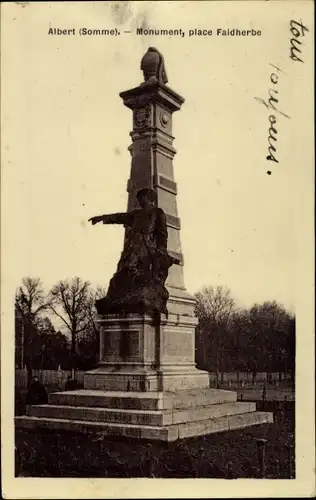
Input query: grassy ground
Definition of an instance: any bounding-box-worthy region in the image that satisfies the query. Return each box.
[15,400,294,478]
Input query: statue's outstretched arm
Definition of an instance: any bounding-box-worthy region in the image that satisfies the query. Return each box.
[88,212,133,226]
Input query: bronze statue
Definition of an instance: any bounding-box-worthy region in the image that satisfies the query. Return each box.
[89,188,178,315]
[140,47,168,84]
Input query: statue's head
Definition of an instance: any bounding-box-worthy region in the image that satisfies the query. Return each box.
[136,188,157,209]
[140,47,168,84]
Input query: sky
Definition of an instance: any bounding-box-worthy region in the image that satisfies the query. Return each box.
[2,1,314,312]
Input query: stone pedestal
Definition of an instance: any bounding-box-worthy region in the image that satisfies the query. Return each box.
[16,310,273,442]
[84,313,209,392]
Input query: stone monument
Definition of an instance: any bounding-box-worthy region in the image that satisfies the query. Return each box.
[16,48,272,441]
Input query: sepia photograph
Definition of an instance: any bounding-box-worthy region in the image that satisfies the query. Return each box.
[1,1,314,498]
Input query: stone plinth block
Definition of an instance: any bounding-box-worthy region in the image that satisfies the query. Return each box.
[27,402,257,426]
[48,388,238,411]
[84,313,209,392]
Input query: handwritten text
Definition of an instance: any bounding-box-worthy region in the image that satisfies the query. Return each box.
[290,20,309,63]
[254,64,290,174]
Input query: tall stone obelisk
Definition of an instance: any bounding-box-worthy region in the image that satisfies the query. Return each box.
[83,48,208,392]
[120,48,195,316]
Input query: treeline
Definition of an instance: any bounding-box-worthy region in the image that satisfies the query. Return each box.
[195,286,295,381]
[15,278,295,384]
[15,277,106,383]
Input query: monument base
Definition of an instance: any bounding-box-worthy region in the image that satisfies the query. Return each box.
[16,388,273,442]
[15,313,273,441]
[84,312,210,392]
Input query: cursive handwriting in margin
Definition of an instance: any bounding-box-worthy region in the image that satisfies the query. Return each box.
[254,64,291,175]
[290,20,309,63]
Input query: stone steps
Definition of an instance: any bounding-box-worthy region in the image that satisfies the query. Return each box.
[176,411,273,440]
[15,411,273,442]
[16,388,273,442]
[49,388,237,411]
[28,402,256,426]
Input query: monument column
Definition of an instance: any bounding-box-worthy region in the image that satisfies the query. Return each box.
[119,51,195,315]
[83,48,209,392]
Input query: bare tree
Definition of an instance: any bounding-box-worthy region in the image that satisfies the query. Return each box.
[48,277,92,358]
[249,301,294,381]
[77,286,107,344]
[195,288,295,384]
[85,286,107,335]
[195,286,236,327]
[16,277,48,320]
[76,286,107,368]
[15,277,49,383]
[195,286,236,383]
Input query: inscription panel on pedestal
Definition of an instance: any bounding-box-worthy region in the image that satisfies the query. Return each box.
[101,329,140,362]
[165,214,180,230]
[159,175,177,194]
[155,155,174,178]
[162,329,194,363]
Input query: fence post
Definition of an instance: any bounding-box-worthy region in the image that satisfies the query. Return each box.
[24,366,28,389]
[262,384,267,410]
[255,438,268,478]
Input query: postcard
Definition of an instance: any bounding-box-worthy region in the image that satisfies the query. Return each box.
[1,1,314,498]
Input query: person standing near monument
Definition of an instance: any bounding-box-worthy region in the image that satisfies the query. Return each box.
[25,376,48,407]
[89,188,179,316]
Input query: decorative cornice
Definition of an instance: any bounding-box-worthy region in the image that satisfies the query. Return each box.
[129,133,177,159]
[120,80,185,113]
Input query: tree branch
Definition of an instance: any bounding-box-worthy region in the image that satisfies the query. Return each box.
[49,305,71,331]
